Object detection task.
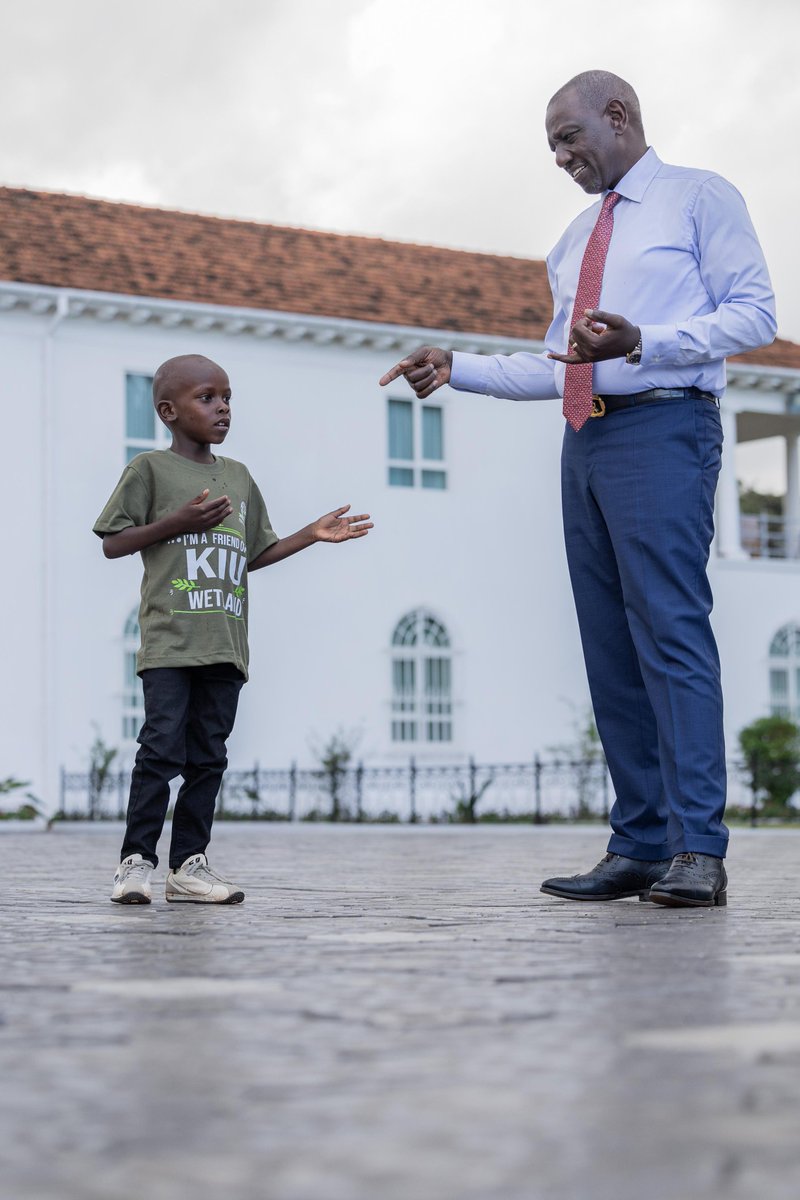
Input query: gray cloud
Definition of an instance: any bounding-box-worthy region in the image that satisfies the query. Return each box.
[2,0,798,339]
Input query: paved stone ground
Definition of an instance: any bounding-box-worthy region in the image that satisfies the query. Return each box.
[1,823,800,1200]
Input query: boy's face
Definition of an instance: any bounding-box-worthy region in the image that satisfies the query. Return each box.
[157,360,232,446]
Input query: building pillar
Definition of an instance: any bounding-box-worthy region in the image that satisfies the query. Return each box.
[717,405,747,559]
[785,431,800,558]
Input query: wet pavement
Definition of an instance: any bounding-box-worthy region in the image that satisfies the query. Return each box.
[1,822,799,1200]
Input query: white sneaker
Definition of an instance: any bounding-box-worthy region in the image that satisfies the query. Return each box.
[165,854,245,904]
[111,854,154,904]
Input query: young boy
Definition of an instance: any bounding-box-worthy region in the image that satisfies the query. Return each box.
[94,354,372,905]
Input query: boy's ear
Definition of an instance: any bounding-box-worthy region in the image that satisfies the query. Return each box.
[156,400,176,425]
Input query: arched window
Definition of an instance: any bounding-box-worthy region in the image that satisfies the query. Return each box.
[391,610,452,743]
[122,609,145,740]
[768,622,800,719]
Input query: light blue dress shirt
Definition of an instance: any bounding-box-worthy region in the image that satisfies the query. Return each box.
[450,147,777,401]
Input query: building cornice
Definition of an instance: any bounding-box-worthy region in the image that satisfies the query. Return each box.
[0,279,538,358]
[1,278,797,391]
[725,363,800,395]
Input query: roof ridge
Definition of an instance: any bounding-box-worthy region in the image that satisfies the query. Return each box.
[0,183,537,266]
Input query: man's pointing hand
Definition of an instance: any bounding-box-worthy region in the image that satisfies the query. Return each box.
[548,309,640,365]
[379,346,453,398]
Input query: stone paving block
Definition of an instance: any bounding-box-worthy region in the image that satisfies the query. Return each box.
[1,823,799,1200]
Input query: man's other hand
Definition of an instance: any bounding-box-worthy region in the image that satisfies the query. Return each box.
[548,310,640,364]
[379,346,453,398]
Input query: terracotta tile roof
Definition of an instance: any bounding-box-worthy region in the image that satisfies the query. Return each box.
[0,185,796,371]
[732,338,800,371]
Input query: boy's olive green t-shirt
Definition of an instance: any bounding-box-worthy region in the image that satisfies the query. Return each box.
[93,451,278,680]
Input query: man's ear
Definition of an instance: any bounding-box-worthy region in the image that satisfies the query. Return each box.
[606,98,628,134]
[156,400,176,425]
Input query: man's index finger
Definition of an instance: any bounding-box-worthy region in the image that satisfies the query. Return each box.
[378,358,414,386]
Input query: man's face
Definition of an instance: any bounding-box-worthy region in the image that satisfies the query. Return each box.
[159,360,232,445]
[545,88,624,194]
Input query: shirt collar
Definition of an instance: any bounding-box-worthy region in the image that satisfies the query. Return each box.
[610,146,661,203]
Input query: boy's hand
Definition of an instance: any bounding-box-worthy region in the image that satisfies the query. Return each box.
[313,505,373,543]
[173,489,233,533]
[101,489,233,560]
[247,504,373,570]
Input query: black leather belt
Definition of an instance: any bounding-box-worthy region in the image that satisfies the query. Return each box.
[590,386,719,418]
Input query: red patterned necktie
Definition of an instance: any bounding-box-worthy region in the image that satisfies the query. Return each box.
[562,190,621,431]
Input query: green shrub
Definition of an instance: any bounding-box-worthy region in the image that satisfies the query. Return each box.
[738,715,800,815]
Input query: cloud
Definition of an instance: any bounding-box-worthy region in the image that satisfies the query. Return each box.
[1,0,798,338]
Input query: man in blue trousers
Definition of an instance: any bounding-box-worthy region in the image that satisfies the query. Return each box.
[380,70,776,907]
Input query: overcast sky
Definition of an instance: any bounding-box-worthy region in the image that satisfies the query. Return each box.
[3,0,798,485]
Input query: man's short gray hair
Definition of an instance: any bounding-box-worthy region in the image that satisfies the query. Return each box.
[549,70,643,132]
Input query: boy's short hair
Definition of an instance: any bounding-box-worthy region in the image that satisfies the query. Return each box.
[152,354,224,414]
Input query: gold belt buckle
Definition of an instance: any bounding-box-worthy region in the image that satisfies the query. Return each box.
[590,395,606,418]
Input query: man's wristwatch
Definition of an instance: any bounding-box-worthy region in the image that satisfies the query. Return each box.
[625,333,643,365]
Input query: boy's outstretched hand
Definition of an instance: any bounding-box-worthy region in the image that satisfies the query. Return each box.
[313,504,373,542]
[248,504,373,570]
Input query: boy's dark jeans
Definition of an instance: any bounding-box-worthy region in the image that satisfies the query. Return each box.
[121,664,245,870]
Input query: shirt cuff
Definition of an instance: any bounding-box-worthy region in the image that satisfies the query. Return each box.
[638,324,678,368]
[450,351,491,394]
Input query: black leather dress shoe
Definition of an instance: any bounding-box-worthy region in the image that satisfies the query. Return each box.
[540,852,672,901]
[648,852,727,907]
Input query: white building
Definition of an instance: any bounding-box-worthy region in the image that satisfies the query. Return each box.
[3,185,800,812]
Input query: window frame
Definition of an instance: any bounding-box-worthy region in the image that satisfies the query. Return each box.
[391,609,453,744]
[768,622,800,720]
[125,371,169,462]
[387,394,447,490]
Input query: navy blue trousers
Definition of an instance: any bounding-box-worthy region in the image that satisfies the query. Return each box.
[561,393,728,860]
[121,664,244,870]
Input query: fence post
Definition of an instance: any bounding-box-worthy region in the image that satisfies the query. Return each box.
[750,753,759,827]
[252,761,260,819]
[117,770,126,820]
[356,761,364,822]
[59,766,66,818]
[601,760,610,821]
[288,761,297,822]
[533,754,543,824]
[409,757,417,824]
[218,776,225,817]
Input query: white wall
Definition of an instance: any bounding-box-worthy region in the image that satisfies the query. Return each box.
[2,314,47,796]
[710,558,800,747]
[5,311,584,809]
[5,303,797,812]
